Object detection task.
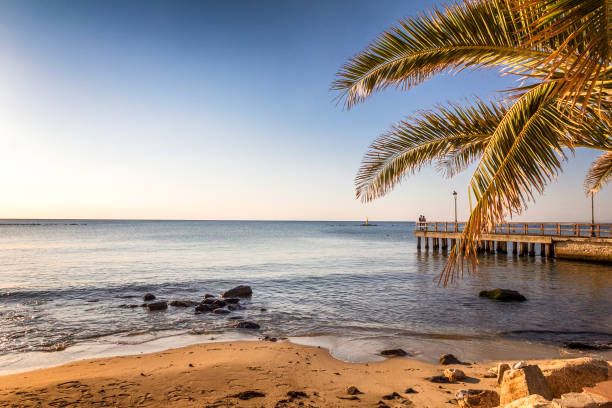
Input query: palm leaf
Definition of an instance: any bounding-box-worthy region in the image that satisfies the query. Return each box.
[513,0,612,110]
[585,151,612,194]
[332,0,553,108]
[355,100,505,201]
[441,82,569,285]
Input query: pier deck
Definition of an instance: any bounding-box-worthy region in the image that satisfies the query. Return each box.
[414,222,612,263]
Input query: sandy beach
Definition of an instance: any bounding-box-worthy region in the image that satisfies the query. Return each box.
[0,340,501,407]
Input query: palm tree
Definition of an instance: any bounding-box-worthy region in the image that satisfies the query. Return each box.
[332,0,612,284]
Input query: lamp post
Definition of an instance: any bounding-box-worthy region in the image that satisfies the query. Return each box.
[591,193,595,237]
[452,191,458,223]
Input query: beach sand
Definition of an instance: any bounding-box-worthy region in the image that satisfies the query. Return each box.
[0,340,499,407]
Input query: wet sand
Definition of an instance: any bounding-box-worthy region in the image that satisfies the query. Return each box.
[0,340,500,407]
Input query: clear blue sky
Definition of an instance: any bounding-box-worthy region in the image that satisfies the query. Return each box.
[1,0,609,221]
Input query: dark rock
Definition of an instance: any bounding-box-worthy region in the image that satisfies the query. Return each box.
[170,300,195,307]
[427,375,451,383]
[346,386,362,395]
[234,321,260,330]
[337,395,359,400]
[381,392,401,400]
[203,294,215,298]
[564,342,612,350]
[229,390,265,400]
[222,285,252,298]
[263,336,278,342]
[380,349,408,357]
[377,401,390,408]
[202,298,226,309]
[224,298,241,304]
[440,354,462,365]
[143,293,156,301]
[405,387,418,394]
[213,308,230,315]
[195,304,213,313]
[146,301,168,311]
[286,391,308,399]
[478,288,526,301]
[227,304,241,311]
[260,308,267,312]
[118,304,139,309]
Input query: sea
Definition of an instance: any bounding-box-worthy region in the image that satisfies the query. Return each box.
[1,220,611,374]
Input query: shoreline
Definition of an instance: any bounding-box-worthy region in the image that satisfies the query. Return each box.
[2,328,611,377]
[0,340,503,407]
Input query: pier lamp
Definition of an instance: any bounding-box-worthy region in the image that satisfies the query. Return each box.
[452,191,458,223]
[591,193,595,237]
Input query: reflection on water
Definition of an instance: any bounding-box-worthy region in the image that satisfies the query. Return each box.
[0,220,610,370]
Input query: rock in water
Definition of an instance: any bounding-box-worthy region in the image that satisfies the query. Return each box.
[146,301,167,311]
[440,354,462,365]
[234,321,260,329]
[444,368,467,382]
[478,289,526,301]
[169,300,194,307]
[455,389,500,408]
[564,342,611,351]
[500,365,552,405]
[380,349,408,357]
[143,293,156,301]
[213,308,230,314]
[201,298,226,309]
[195,303,212,313]
[538,357,612,397]
[501,394,552,408]
[222,285,252,298]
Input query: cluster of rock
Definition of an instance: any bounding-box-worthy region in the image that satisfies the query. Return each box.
[119,285,261,330]
[450,357,612,407]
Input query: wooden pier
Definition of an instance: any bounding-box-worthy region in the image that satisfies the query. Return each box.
[414,222,612,263]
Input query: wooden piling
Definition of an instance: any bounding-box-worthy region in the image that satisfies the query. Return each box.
[529,243,535,256]
[417,237,421,250]
[545,243,554,258]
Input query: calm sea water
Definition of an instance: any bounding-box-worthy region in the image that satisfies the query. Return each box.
[1,220,611,371]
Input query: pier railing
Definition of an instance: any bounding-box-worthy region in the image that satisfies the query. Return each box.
[416,221,612,238]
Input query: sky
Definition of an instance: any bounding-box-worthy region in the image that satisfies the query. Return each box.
[1,0,610,222]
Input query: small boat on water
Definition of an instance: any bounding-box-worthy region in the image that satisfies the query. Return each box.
[360,217,376,227]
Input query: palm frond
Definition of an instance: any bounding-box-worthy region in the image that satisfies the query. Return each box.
[332,0,552,108]
[513,0,612,110]
[585,151,612,194]
[440,82,569,285]
[355,100,505,201]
